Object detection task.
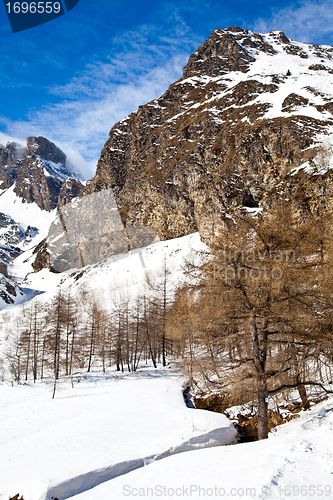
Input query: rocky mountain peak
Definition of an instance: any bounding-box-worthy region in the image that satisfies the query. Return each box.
[0,142,25,188]
[81,27,333,247]
[26,136,66,165]
[181,28,300,79]
[182,27,333,82]
[0,141,23,168]
[182,28,256,78]
[0,136,83,211]
[24,136,76,182]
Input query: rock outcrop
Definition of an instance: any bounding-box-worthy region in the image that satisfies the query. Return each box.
[84,27,333,245]
[0,141,25,188]
[0,274,24,305]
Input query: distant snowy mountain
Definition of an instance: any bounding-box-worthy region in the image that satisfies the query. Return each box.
[0,269,24,305]
[0,137,83,307]
[0,136,83,211]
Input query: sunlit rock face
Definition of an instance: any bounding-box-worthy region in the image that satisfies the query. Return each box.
[84,27,333,245]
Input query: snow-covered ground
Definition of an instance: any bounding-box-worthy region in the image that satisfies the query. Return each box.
[0,186,56,250]
[0,368,332,500]
[0,368,236,500]
[98,396,333,500]
[1,232,332,500]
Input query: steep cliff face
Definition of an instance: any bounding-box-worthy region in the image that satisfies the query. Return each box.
[0,142,24,188]
[85,27,333,243]
[0,137,83,211]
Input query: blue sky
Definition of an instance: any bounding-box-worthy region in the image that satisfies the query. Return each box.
[1,0,333,178]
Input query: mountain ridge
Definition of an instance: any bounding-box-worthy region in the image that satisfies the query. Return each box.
[83,27,333,246]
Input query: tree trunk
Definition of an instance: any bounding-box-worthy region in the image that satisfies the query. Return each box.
[25,329,31,381]
[250,313,269,440]
[65,327,70,376]
[87,316,95,373]
[297,382,310,410]
[162,277,167,367]
[115,311,123,371]
[257,381,268,440]
[40,338,46,379]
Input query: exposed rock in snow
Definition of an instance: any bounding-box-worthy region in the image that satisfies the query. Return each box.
[0,273,24,306]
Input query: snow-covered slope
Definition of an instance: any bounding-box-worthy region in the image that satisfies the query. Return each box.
[0,185,57,249]
[189,29,333,125]
[0,186,57,308]
[0,368,332,500]
[0,369,236,500]
[84,395,333,500]
[0,232,208,370]
[6,232,207,312]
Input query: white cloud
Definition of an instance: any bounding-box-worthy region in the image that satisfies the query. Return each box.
[253,0,333,44]
[4,25,197,180]
[6,56,187,179]
[0,133,26,148]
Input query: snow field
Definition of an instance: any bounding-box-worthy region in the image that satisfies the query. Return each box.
[0,186,56,245]
[74,397,333,500]
[1,367,332,500]
[0,368,236,500]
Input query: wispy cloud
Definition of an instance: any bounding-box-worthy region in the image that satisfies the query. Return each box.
[4,55,188,178]
[0,132,26,148]
[8,0,333,180]
[3,24,200,179]
[253,0,333,44]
